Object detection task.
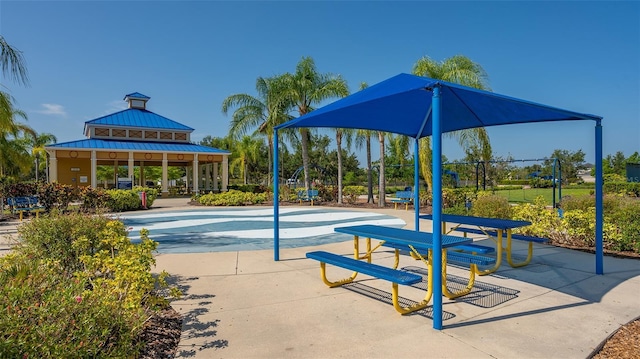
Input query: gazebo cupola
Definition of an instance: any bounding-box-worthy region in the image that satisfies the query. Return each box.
[124,92,150,110]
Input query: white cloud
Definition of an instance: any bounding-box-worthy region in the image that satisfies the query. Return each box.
[36,103,67,117]
[106,100,128,113]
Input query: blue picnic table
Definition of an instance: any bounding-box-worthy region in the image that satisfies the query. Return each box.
[420,214,540,274]
[307,224,476,315]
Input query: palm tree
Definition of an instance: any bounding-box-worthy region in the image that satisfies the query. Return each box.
[29,132,57,181]
[412,55,493,189]
[229,135,261,185]
[222,76,292,185]
[280,56,349,191]
[377,129,387,207]
[335,127,354,204]
[354,83,376,203]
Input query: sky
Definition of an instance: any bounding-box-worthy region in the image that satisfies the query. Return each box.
[1,0,638,168]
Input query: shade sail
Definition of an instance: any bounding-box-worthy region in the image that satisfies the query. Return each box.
[276,73,601,136]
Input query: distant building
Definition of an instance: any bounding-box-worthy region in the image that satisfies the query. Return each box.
[45,93,230,195]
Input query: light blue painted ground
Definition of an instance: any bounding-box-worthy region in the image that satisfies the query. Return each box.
[120,207,405,253]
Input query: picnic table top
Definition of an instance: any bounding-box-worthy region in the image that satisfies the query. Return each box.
[420,214,531,230]
[334,224,471,250]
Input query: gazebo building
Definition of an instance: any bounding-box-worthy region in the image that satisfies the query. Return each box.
[46,92,230,196]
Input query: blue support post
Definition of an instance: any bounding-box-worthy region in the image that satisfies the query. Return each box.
[595,120,603,274]
[273,129,280,261]
[431,84,443,330]
[414,138,420,231]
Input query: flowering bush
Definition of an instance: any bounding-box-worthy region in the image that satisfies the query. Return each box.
[342,185,366,204]
[1,212,179,357]
[198,189,267,206]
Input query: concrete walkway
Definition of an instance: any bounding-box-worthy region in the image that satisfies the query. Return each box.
[145,198,640,359]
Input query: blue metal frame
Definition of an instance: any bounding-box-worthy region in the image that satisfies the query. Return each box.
[271,77,605,331]
[273,129,280,261]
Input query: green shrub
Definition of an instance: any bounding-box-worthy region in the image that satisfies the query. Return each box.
[198,189,267,206]
[18,212,121,273]
[608,199,640,252]
[2,212,179,357]
[106,189,142,211]
[79,186,110,212]
[133,186,158,207]
[343,185,366,204]
[37,182,77,211]
[511,196,561,237]
[604,182,640,197]
[471,195,511,219]
[0,256,144,358]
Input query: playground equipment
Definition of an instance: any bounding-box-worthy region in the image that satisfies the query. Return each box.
[286,164,335,189]
[444,158,562,208]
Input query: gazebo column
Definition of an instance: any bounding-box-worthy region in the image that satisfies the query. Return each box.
[113,160,119,187]
[140,161,145,187]
[192,154,199,195]
[162,153,168,196]
[213,163,219,191]
[48,150,58,182]
[222,155,228,191]
[91,150,97,188]
[128,152,134,181]
[205,163,211,191]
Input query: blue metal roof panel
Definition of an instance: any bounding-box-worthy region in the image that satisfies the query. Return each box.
[124,92,150,100]
[47,139,230,154]
[85,109,194,131]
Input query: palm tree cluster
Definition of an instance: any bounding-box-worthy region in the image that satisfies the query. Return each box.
[1,36,56,181]
[221,55,493,204]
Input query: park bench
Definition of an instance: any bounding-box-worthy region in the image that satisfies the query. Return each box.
[308,225,492,314]
[453,226,547,244]
[7,196,45,221]
[297,189,319,205]
[389,190,413,210]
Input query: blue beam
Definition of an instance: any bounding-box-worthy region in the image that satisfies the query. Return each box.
[595,120,603,274]
[414,138,420,231]
[274,129,280,261]
[432,84,443,330]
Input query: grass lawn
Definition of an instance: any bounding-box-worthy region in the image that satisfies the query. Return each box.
[495,187,593,205]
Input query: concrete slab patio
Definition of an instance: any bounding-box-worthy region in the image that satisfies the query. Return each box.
[145,198,640,359]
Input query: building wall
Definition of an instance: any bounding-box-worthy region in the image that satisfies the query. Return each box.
[57,158,92,188]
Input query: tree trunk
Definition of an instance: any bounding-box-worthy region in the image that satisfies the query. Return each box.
[378,131,386,207]
[336,131,343,204]
[300,128,312,190]
[267,135,273,186]
[366,135,374,203]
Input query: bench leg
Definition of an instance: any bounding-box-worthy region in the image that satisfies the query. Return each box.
[19,211,23,221]
[441,251,476,299]
[506,232,534,267]
[318,262,358,288]
[392,273,433,315]
[473,229,503,276]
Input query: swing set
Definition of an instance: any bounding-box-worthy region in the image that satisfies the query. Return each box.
[443,158,563,208]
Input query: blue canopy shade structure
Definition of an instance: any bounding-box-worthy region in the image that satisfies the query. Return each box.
[272,73,603,330]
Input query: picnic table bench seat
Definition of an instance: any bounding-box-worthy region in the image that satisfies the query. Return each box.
[306,251,423,286]
[380,241,496,266]
[389,191,413,210]
[454,226,547,243]
[450,243,495,254]
[7,196,45,221]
